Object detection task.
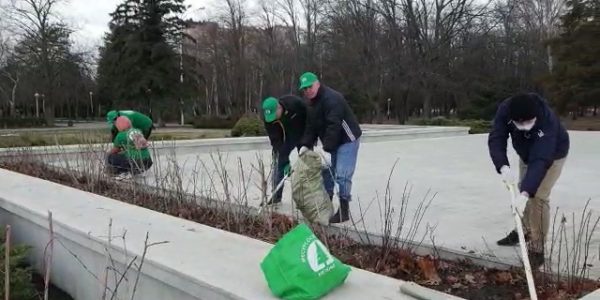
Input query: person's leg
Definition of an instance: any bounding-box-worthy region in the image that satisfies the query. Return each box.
[321,151,337,200]
[524,158,566,257]
[130,158,153,175]
[267,142,293,205]
[143,157,153,170]
[106,153,130,175]
[329,138,360,223]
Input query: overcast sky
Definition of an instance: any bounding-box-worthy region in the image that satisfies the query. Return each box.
[57,0,216,51]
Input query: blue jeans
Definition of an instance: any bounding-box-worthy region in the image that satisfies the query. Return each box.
[272,140,300,201]
[321,138,360,202]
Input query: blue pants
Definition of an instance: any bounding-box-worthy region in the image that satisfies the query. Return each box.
[321,138,360,202]
[272,140,300,201]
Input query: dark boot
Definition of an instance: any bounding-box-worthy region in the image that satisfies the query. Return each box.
[497,230,531,246]
[329,200,350,224]
[528,251,545,269]
[497,230,520,246]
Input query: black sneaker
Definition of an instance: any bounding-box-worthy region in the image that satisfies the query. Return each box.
[528,252,545,269]
[497,230,519,246]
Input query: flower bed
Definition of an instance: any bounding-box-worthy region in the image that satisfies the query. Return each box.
[0,160,598,300]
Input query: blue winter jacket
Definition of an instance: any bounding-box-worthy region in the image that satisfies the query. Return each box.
[488,93,569,197]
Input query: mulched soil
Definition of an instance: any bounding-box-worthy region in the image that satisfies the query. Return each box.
[2,160,598,300]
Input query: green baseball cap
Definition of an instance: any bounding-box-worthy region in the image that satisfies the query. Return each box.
[262,97,279,123]
[106,110,118,124]
[298,72,318,90]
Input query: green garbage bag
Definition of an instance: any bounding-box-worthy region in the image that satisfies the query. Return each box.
[260,223,351,299]
[291,150,333,225]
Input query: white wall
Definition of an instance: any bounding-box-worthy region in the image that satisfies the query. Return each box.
[0,168,445,300]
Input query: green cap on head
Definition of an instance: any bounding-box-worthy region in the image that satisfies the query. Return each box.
[298,72,318,90]
[106,110,118,124]
[262,97,279,123]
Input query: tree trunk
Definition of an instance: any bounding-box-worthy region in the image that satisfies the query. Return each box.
[44,104,55,126]
[547,44,553,73]
[423,90,432,119]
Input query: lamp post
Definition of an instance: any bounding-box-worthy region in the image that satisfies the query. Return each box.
[34,92,39,118]
[89,91,94,117]
[180,31,184,126]
[387,98,391,120]
[41,94,45,115]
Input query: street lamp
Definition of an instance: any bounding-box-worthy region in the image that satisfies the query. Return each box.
[387,98,391,120]
[34,92,39,118]
[89,91,94,117]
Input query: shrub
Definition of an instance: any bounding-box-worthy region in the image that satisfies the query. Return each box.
[231,115,267,137]
[407,117,492,134]
[0,230,38,300]
[192,116,237,129]
[0,118,47,129]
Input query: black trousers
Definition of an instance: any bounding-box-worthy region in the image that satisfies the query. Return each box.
[106,153,153,175]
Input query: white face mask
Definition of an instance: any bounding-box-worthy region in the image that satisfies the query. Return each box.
[514,118,536,131]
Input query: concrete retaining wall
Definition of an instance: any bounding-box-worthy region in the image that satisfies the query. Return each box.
[0,168,464,300]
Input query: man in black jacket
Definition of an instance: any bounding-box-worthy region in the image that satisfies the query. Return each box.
[488,92,569,268]
[262,95,308,205]
[298,72,362,224]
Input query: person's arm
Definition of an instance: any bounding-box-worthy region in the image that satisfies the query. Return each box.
[520,119,558,197]
[265,121,284,152]
[321,94,344,152]
[110,126,118,142]
[487,101,511,173]
[110,133,125,154]
[300,106,317,149]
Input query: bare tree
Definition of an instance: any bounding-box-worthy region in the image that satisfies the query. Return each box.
[0,31,20,117]
[6,0,70,124]
[276,0,303,89]
[299,0,323,71]
[513,0,566,72]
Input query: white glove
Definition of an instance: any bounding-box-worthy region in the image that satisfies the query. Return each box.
[514,193,529,216]
[318,150,332,168]
[299,146,309,156]
[500,165,517,187]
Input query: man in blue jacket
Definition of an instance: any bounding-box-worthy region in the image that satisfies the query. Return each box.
[298,72,362,224]
[488,92,569,268]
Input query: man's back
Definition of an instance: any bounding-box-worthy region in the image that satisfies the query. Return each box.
[114,128,150,160]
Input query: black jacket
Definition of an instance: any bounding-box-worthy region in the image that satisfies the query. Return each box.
[301,85,362,152]
[264,95,307,152]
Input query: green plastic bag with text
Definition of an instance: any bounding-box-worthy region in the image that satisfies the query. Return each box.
[260,223,351,299]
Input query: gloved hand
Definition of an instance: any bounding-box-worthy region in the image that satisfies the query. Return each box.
[299,146,309,156]
[317,149,332,168]
[283,163,291,176]
[500,165,517,187]
[514,193,529,216]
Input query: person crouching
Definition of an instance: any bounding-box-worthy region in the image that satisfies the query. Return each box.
[106,116,153,180]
